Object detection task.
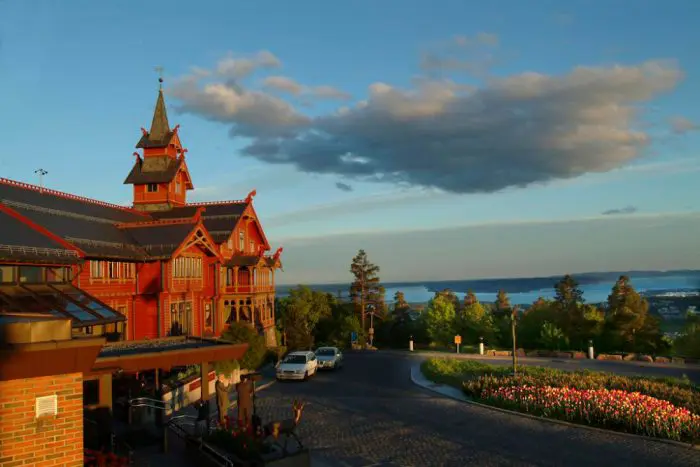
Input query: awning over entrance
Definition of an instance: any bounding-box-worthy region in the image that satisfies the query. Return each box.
[90,336,249,374]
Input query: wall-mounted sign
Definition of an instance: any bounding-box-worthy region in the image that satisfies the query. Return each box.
[35,395,57,418]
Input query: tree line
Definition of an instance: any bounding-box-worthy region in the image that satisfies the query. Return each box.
[273,249,700,358]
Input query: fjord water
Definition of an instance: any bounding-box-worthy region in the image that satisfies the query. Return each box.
[384,274,698,305]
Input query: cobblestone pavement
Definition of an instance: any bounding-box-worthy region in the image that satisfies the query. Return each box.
[254,352,700,467]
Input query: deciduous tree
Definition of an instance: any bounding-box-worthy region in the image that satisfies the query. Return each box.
[424,295,457,347]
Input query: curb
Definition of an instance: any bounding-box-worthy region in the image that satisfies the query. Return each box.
[409,363,700,451]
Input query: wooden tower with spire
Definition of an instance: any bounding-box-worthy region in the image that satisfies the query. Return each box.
[124,77,194,211]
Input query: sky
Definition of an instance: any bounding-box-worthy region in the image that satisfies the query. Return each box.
[1,0,699,285]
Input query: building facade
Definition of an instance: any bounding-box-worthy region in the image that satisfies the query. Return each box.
[0,85,282,346]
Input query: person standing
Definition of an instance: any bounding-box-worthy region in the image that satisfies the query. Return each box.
[235,374,255,429]
[215,373,231,426]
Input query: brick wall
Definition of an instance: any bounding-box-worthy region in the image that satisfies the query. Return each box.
[0,373,83,467]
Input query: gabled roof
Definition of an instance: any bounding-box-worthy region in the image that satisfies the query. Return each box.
[151,201,249,244]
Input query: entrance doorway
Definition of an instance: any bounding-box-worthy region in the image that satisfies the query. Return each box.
[169,301,192,336]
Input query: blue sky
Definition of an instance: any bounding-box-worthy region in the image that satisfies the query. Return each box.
[1,0,699,284]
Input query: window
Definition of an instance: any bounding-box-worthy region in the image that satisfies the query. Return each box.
[90,261,104,279]
[108,262,120,279]
[175,181,181,194]
[124,263,135,279]
[226,268,233,286]
[249,241,255,253]
[227,238,233,250]
[46,267,70,283]
[172,256,203,278]
[147,183,158,192]
[0,266,15,283]
[18,267,43,283]
[238,231,245,251]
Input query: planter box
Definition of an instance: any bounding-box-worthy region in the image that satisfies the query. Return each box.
[571,352,586,360]
[488,350,512,357]
[654,356,671,364]
[672,357,685,365]
[623,353,638,361]
[636,355,653,363]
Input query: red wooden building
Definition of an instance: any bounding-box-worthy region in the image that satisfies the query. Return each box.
[0,84,282,346]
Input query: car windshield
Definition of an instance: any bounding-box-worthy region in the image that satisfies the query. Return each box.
[283,355,307,364]
[315,348,336,356]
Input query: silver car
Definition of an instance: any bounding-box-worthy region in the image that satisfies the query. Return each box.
[314,346,344,370]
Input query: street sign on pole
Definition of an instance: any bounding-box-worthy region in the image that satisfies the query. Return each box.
[351,331,358,343]
[454,335,462,354]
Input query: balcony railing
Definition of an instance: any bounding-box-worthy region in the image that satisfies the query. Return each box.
[222,284,275,294]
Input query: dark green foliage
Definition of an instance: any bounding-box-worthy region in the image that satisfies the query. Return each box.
[220,322,267,370]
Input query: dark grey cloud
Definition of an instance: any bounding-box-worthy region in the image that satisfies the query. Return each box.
[602,205,638,216]
[335,182,353,192]
[171,48,683,195]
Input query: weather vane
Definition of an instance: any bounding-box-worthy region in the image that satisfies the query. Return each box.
[154,66,164,89]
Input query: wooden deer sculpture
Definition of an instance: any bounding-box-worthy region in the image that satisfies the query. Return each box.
[264,399,306,454]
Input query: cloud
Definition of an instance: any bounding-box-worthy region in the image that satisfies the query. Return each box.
[602,205,638,216]
[420,33,501,77]
[170,46,683,196]
[669,116,699,134]
[245,60,682,194]
[263,76,351,100]
[335,182,353,192]
[216,51,281,80]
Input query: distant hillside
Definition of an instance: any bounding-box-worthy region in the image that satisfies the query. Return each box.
[276,270,700,296]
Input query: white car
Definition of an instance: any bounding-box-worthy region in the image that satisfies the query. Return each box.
[276,351,318,381]
[315,347,344,370]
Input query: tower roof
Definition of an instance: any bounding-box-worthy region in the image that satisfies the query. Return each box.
[149,89,170,140]
[136,87,176,149]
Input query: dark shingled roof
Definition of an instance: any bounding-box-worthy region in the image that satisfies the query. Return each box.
[123,156,183,185]
[121,222,197,259]
[0,179,145,223]
[151,202,248,244]
[0,209,81,264]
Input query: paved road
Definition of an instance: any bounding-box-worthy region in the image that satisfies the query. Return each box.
[396,350,700,383]
[251,352,699,467]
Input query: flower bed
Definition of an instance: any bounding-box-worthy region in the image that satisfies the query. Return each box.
[479,385,700,442]
[421,357,700,442]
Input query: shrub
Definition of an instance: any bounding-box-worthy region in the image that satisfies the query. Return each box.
[220,323,267,370]
[212,359,240,378]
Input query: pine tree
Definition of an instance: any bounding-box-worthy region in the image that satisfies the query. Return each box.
[553,275,585,348]
[393,291,410,322]
[349,249,385,336]
[603,276,658,352]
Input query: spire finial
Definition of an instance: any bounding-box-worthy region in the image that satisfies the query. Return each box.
[154,66,164,90]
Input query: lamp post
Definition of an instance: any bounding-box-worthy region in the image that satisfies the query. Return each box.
[479,336,484,356]
[511,306,519,376]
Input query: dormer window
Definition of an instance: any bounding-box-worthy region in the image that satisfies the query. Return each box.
[147,183,158,192]
[239,231,245,251]
[175,181,181,193]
